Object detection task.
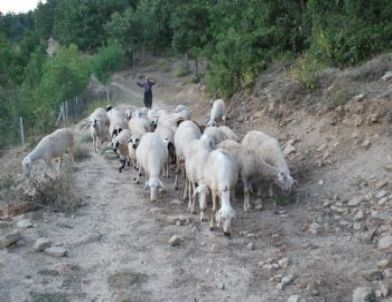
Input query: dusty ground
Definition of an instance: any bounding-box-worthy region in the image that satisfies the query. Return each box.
[1,56,392,302]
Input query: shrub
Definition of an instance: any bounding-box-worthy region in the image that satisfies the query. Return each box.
[73,144,91,162]
[289,54,324,92]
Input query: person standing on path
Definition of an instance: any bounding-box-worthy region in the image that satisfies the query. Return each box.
[137,76,155,109]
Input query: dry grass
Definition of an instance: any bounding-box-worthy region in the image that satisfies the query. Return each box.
[73,144,91,162]
[1,163,83,216]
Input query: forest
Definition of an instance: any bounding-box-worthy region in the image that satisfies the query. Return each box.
[1,0,392,147]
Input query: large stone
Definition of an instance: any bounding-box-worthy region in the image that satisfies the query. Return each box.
[247,243,255,250]
[287,295,300,302]
[44,246,68,257]
[352,287,376,302]
[279,258,290,269]
[283,144,297,156]
[361,269,383,281]
[375,181,387,190]
[348,197,363,207]
[381,71,392,81]
[169,235,181,246]
[380,282,390,297]
[309,223,321,235]
[354,210,364,221]
[0,231,22,249]
[376,190,387,199]
[16,219,33,229]
[378,235,392,250]
[377,259,392,269]
[33,238,52,251]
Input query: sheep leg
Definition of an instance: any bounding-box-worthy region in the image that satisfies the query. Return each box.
[174,157,180,190]
[134,165,142,184]
[183,178,188,201]
[210,193,217,231]
[119,159,126,173]
[187,180,192,211]
[190,183,197,214]
[243,179,252,212]
[268,181,274,197]
[165,162,169,178]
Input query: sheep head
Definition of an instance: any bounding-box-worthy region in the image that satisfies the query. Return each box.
[130,136,140,150]
[145,177,165,202]
[216,204,235,237]
[276,171,294,192]
[193,184,210,219]
[21,157,32,177]
[207,120,217,127]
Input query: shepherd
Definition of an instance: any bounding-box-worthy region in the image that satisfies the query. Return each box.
[137,76,155,109]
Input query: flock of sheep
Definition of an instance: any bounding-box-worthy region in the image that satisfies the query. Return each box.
[21,99,294,236]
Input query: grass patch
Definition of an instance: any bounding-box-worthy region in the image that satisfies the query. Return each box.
[174,66,189,77]
[73,144,91,162]
[6,164,83,214]
[289,54,324,92]
[79,133,93,144]
[107,271,148,289]
[30,292,69,302]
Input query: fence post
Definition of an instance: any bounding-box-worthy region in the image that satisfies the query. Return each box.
[19,116,25,147]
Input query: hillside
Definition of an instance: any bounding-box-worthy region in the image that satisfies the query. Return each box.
[0,56,392,302]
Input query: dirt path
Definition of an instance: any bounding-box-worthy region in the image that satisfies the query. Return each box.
[1,61,392,302]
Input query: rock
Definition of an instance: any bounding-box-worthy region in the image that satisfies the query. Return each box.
[378,234,392,250]
[279,258,290,269]
[361,269,383,281]
[316,144,327,152]
[17,211,43,221]
[284,144,297,156]
[287,295,300,302]
[364,228,377,243]
[279,274,295,289]
[354,116,364,127]
[254,204,263,211]
[378,259,392,269]
[375,181,388,190]
[381,71,392,81]
[376,190,387,199]
[318,180,324,185]
[362,140,371,149]
[384,268,392,278]
[0,231,22,249]
[44,246,68,257]
[170,199,182,206]
[247,243,254,250]
[380,282,389,297]
[330,206,345,214]
[169,235,181,246]
[348,197,363,207]
[378,197,388,205]
[309,223,321,235]
[353,94,365,102]
[352,287,376,302]
[353,223,362,230]
[33,238,52,251]
[218,283,225,290]
[16,219,33,229]
[354,210,364,221]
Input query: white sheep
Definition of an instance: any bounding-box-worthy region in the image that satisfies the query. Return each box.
[242,130,294,197]
[21,128,75,177]
[132,107,149,119]
[201,127,227,148]
[113,104,138,120]
[218,125,239,142]
[108,108,129,138]
[184,139,212,221]
[173,120,202,190]
[173,104,191,120]
[127,116,149,169]
[207,99,226,127]
[218,140,291,211]
[89,107,110,152]
[203,149,238,236]
[135,133,168,202]
[111,129,132,172]
[154,124,176,177]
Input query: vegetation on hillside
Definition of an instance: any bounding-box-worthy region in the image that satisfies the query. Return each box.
[0,0,391,148]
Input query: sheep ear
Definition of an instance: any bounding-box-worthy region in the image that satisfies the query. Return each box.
[112,129,118,138]
[118,128,122,133]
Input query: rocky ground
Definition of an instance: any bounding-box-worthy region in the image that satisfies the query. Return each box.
[1,56,392,302]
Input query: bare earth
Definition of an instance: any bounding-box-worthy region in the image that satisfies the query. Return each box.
[1,57,392,302]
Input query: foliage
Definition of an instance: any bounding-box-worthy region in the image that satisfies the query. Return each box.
[289,54,324,92]
[92,41,125,85]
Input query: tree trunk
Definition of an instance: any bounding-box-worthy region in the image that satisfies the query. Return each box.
[106,84,111,104]
[195,57,199,77]
[185,53,190,74]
